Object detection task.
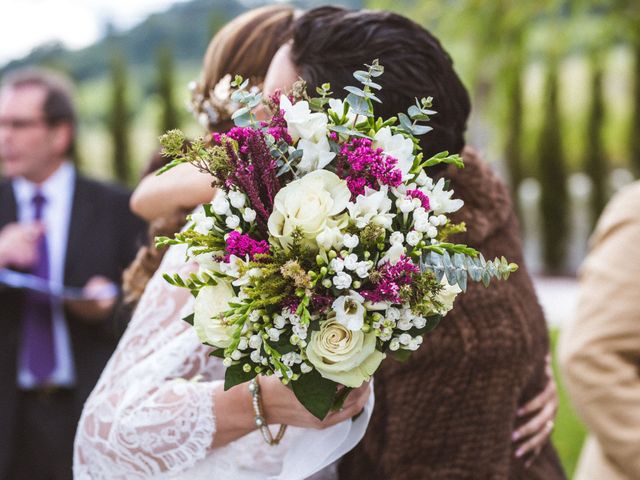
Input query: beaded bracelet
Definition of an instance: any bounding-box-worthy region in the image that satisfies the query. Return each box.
[248,377,288,445]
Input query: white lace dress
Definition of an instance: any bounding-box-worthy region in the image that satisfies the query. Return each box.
[73,243,372,480]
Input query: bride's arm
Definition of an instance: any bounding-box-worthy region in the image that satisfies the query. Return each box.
[74,244,369,477]
[130,164,216,221]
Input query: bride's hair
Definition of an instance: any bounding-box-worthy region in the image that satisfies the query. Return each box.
[122,5,296,307]
[190,4,296,132]
[289,6,471,162]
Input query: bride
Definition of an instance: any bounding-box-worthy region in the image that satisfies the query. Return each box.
[73,6,370,480]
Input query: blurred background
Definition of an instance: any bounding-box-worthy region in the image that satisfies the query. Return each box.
[2,0,638,476]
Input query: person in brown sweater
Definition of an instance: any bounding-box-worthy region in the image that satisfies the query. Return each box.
[274,7,565,479]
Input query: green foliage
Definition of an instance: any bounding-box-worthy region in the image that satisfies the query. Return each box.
[157,129,231,179]
[421,250,518,292]
[539,59,569,274]
[503,43,524,217]
[399,271,444,317]
[224,362,256,391]
[109,53,131,184]
[291,368,338,420]
[156,46,180,134]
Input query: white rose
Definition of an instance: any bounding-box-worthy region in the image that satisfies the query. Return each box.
[373,127,415,179]
[212,194,230,216]
[228,190,246,209]
[333,271,352,290]
[193,281,236,349]
[436,279,462,315]
[280,95,328,142]
[316,217,347,251]
[332,290,366,330]
[297,136,336,173]
[347,186,395,230]
[243,208,257,223]
[268,170,350,250]
[306,318,385,387]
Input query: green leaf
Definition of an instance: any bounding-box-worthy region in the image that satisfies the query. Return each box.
[411,124,433,136]
[182,313,194,326]
[346,93,371,117]
[291,368,338,420]
[209,348,225,359]
[391,348,412,362]
[344,86,366,98]
[224,362,255,391]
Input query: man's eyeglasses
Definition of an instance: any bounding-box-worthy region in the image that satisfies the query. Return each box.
[0,117,49,130]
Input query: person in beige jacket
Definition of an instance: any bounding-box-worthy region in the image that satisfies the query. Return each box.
[559,181,640,480]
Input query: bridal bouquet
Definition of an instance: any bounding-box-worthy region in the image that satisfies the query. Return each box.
[158,61,517,419]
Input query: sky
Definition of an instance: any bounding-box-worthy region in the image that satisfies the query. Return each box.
[0,0,191,66]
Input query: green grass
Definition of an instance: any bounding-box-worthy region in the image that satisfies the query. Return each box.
[550,328,588,478]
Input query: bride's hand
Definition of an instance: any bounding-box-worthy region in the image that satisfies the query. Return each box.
[260,375,371,428]
[512,354,558,467]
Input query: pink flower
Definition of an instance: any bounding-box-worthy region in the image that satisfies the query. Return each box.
[407,189,430,210]
[361,255,419,304]
[337,138,403,197]
[224,231,270,261]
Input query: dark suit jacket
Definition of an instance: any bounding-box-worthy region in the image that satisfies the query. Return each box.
[0,174,146,475]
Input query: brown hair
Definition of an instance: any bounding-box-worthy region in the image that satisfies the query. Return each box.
[290,7,471,162]
[123,6,295,306]
[1,67,77,158]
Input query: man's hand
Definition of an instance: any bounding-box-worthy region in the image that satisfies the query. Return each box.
[64,276,119,322]
[0,222,44,269]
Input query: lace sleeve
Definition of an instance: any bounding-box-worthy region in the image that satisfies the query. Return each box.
[74,244,226,479]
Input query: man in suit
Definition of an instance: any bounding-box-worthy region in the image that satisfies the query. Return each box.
[0,68,145,479]
[559,181,640,480]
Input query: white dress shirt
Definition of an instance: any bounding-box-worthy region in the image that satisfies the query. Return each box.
[14,161,76,388]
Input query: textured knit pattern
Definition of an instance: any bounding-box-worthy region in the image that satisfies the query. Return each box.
[339,149,565,479]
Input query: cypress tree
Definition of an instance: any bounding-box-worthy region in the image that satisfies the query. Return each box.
[631,41,640,177]
[585,54,607,228]
[504,46,524,218]
[157,46,179,134]
[539,59,569,274]
[109,54,131,184]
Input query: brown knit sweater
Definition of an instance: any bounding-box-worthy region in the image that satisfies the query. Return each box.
[338,148,565,479]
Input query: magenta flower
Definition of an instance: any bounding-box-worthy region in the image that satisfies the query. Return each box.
[407,189,430,210]
[361,255,419,304]
[224,231,270,261]
[337,137,403,197]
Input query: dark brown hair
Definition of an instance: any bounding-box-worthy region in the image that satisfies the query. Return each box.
[1,67,77,158]
[290,6,471,160]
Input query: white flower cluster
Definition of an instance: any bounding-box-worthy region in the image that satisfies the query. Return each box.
[211,190,257,228]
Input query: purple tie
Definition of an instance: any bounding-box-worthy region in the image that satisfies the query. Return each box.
[21,191,56,384]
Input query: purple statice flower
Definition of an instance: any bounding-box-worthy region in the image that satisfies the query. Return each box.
[311,293,332,313]
[216,129,281,236]
[407,189,430,210]
[262,91,293,145]
[283,297,301,314]
[361,255,419,304]
[224,231,270,261]
[337,137,403,197]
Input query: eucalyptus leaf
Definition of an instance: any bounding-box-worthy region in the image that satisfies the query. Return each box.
[344,86,366,98]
